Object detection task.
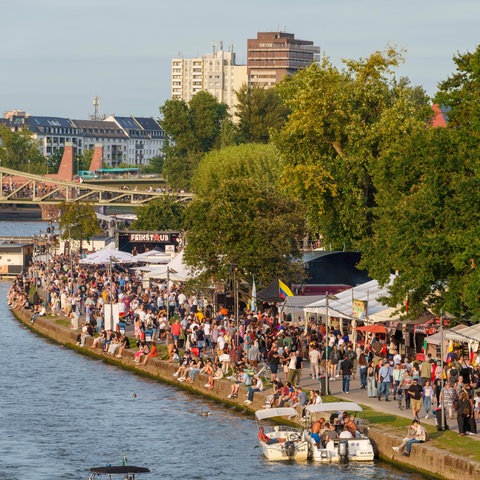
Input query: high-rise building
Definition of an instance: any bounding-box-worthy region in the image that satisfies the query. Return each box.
[247,31,320,88]
[171,43,248,116]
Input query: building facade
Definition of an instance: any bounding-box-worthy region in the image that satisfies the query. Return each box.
[2,110,165,167]
[247,31,320,88]
[171,44,248,117]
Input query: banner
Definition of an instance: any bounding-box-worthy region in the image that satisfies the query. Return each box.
[352,299,368,319]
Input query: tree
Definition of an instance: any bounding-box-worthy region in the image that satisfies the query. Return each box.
[358,45,480,319]
[184,143,306,286]
[0,125,47,173]
[234,83,290,143]
[132,196,187,231]
[159,92,231,189]
[272,48,430,249]
[145,155,165,174]
[58,202,101,254]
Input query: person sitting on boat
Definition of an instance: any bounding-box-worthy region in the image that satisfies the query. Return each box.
[342,413,358,437]
[322,422,338,444]
[258,427,286,444]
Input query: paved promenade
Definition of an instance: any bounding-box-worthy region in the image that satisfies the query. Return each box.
[299,367,480,438]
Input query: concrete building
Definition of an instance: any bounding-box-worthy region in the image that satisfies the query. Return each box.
[247,31,320,88]
[171,43,248,117]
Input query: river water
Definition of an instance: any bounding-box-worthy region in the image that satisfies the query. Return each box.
[0,222,425,480]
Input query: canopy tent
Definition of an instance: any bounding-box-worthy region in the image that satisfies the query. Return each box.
[445,323,480,343]
[303,276,400,323]
[424,324,467,346]
[282,295,325,323]
[146,250,193,282]
[79,248,135,265]
[256,279,284,303]
[134,248,171,264]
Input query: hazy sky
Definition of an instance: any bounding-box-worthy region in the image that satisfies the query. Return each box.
[2,0,478,119]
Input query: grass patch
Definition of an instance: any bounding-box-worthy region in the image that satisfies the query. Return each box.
[362,404,480,462]
[54,318,70,327]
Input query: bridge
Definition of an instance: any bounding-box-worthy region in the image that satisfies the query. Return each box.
[0,166,193,210]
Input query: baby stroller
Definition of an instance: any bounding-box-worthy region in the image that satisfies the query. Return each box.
[397,388,405,410]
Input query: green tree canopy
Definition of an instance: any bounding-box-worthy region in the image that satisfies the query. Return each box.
[359,45,480,319]
[132,196,187,231]
[159,92,231,189]
[272,48,430,249]
[0,125,47,173]
[235,83,290,143]
[58,202,101,253]
[184,143,306,285]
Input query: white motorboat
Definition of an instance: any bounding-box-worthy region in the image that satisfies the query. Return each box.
[305,402,375,463]
[255,407,310,461]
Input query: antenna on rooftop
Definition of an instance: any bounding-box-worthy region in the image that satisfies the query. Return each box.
[92,96,100,121]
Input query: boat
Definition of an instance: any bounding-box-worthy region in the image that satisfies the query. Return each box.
[255,407,310,461]
[88,465,150,479]
[305,401,375,463]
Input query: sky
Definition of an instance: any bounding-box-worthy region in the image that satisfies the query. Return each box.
[1,0,479,120]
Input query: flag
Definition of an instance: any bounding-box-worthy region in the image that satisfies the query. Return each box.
[279,279,294,299]
[251,277,257,312]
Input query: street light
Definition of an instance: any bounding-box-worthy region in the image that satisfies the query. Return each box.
[324,292,338,396]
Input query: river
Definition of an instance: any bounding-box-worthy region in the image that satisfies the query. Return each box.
[0,222,425,479]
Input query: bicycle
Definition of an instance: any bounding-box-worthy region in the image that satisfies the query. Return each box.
[257,364,273,383]
[397,388,405,410]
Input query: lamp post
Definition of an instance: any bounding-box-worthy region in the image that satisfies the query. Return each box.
[323,293,338,396]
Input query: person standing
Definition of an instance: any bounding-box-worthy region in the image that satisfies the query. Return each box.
[309,344,321,380]
[420,356,433,386]
[378,360,393,401]
[393,363,404,400]
[358,353,368,390]
[408,378,424,420]
[457,391,472,436]
[340,354,353,394]
[423,380,434,419]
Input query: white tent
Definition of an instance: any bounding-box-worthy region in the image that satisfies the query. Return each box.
[80,248,135,265]
[445,323,480,343]
[133,249,171,264]
[146,250,193,282]
[303,276,401,323]
[283,295,325,323]
[425,324,467,346]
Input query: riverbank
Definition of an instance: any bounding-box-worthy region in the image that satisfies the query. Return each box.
[10,306,480,480]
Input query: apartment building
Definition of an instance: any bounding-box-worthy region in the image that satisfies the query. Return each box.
[171,44,248,116]
[3,110,165,166]
[247,31,320,88]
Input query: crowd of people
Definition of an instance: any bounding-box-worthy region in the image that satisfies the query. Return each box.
[6,253,480,441]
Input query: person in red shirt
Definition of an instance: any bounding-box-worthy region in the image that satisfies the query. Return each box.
[171,319,182,346]
[258,427,286,444]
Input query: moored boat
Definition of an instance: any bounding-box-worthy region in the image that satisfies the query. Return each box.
[255,407,310,461]
[88,465,150,479]
[305,401,375,463]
